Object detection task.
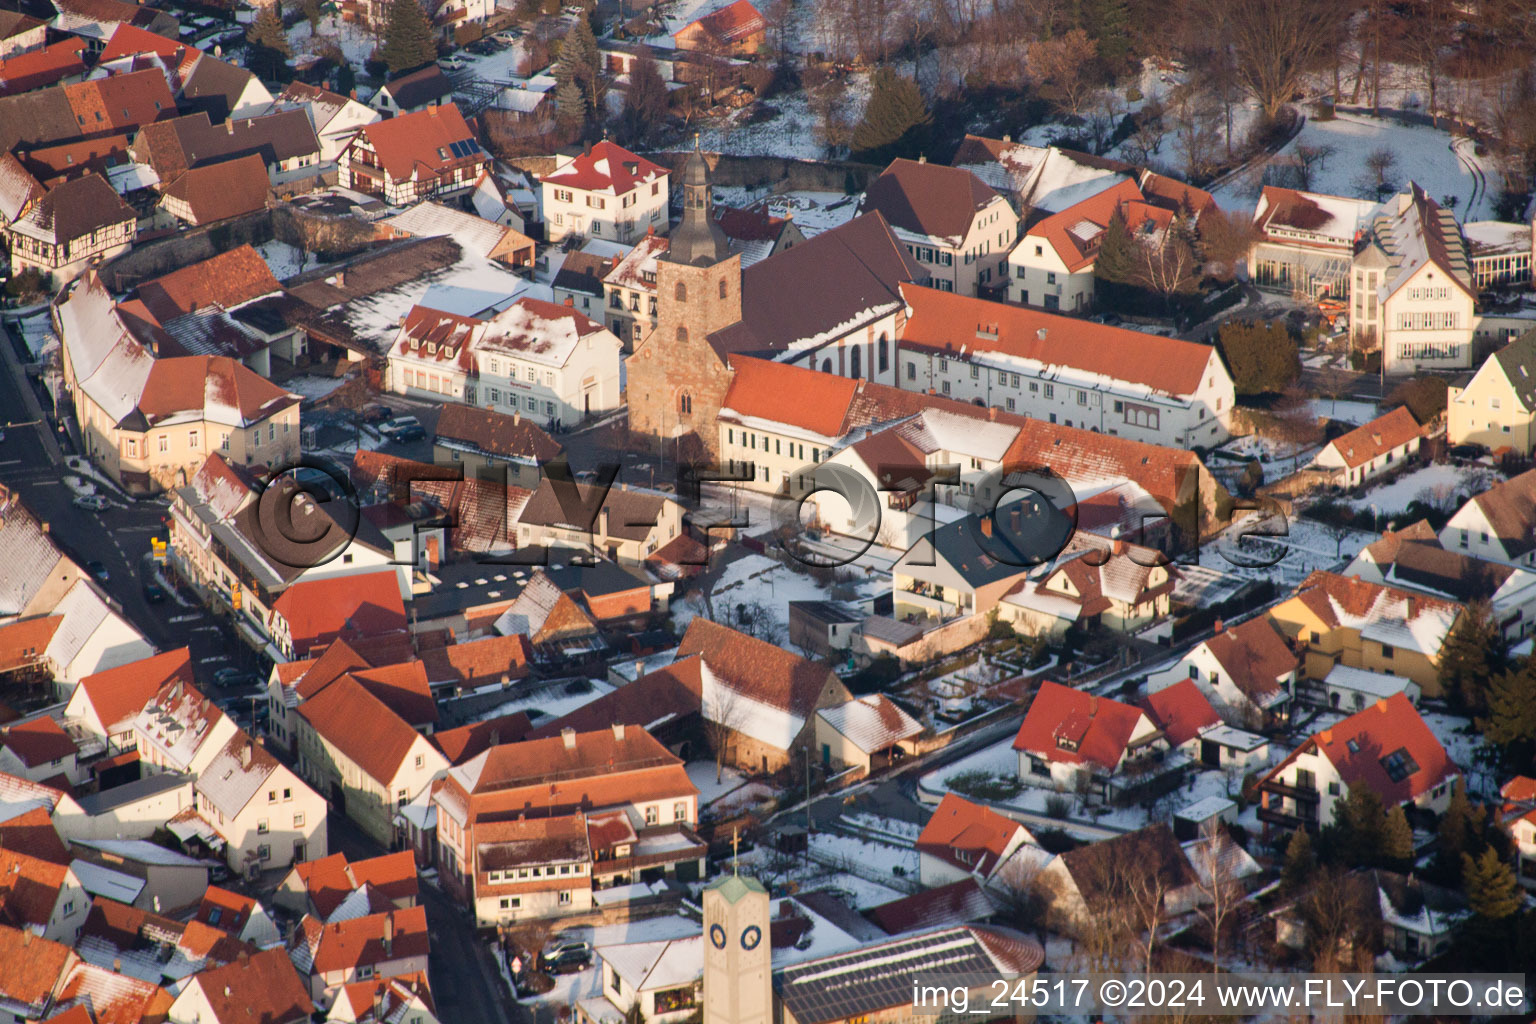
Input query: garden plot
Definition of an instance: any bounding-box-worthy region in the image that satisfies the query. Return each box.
[1344,464,1497,517]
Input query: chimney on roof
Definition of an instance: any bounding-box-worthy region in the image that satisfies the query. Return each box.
[918,154,926,164]
[375,988,387,1019]
[351,89,358,99]
[513,411,520,425]
[1320,729,1333,743]
[988,406,997,420]
[1088,695,1098,715]
[1212,618,1223,633]
[383,911,395,955]
[1113,538,1126,556]
[1003,134,1012,143]
[241,741,253,768]
[1037,328,1047,341]
[980,516,992,537]
[1377,698,1390,713]
[224,986,232,997]
[336,270,346,288]
[564,295,574,307]
[612,722,625,741]
[561,727,576,749]
[610,254,620,269]
[113,958,121,973]
[599,506,610,538]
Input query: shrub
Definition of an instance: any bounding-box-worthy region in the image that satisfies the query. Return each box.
[1045,793,1072,819]
[946,770,1023,801]
[1125,84,1143,103]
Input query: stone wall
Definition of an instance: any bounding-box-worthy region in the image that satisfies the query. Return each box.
[98,210,275,293]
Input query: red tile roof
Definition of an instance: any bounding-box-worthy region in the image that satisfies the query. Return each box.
[676,617,838,719]
[541,140,668,193]
[1201,616,1298,704]
[1025,177,1172,272]
[187,947,313,1024]
[0,615,61,673]
[0,923,73,1013]
[1142,678,1220,746]
[2,716,77,767]
[525,657,702,740]
[309,905,429,974]
[195,885,258,934]
[898,282,1217,398]
[77,647,193,734]
[160,151,270,224]
[428,712,533,765]
[297,674,423,786]
[0,804,70,864]
[0,846,70,931]
[720,356,860,437]
[859,158,1004,243]
[356,103,483,184]
[136,244,281,322]
[915,793,1025,876]
[1322,405,1421,470]
[347,850,419,905]
[270,571,407,658]
[1266,693,1458,806]
[863,877,996,935]
[680,0,765,43]
[136,354,299,427]
[1012,680,1153,770]
[0,39,86,97]
[419,635,532,692]
[349,661,437,727]
[289,853,352,919]
[63,68,175,134]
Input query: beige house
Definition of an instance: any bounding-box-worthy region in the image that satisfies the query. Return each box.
[858,158,1017,296]
[1311,406,1422,487]
[602,233,668,347]
[295,674,448,845]
[190,733,328,876]
[540,141,669,245]
[1448,332,1536,453]
[4,172,135,282]
[813,694,923,773]
[1438,468,1536,567]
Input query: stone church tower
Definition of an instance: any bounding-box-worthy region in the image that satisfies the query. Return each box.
[702,874,772,1024]
[626,145,743,460]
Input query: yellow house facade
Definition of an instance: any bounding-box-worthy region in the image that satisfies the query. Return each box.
[1448,332,1536,454]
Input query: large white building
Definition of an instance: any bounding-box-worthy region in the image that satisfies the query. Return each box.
[539,141,670,244]
[895,284,1234,448]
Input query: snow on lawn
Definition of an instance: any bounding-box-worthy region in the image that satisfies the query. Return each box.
[808,831,918,879]
[1344,464,1498,516]
[470,679,615,725]
[674,552,884,639]
[1208,509,1378,588]
[282,375,350,401]
[686,761,751,807]
[840,812,922,844]
[254,240,311,282]
[695,73,872,164]
[798,872,907,910]
[287,14,376,65]
[1308,398,1380,426]
[1213,111,1497,220]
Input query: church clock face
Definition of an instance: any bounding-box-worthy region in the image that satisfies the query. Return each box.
[709,923,727,949]
[740,925,761,950]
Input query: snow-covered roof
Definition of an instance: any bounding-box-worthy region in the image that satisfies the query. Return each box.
[382,201,515,261]
[600,935,702,992]
[1324,664,1416,699]
[70,858,145,904]
[816,695,923,754]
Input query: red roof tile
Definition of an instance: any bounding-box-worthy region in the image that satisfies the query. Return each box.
[77,647,193,734]
[0,804,71,864]
[676,618,839,719]
[297,674,424,786]
[309,905,428,974]
[63,68,175,134]
[680,0,765,43]
[160,151,270,224]
[0,40,86,97]
[1012,680,1153,770]
[525,657,701,740]
[0,923,73,1012]
[188,947,313,1024]
[195,885,258,933]
[1322,405,1421,470]
[859,158,1003,243]
[541,140,668,194]
[270,571,407,658]
[136,244,281,322]
[915,793,1024,875]
[1025,177,1173,272]
[0,615,61,673]
[720,356,860,437]
[2,716,77,767]
[347,851,419,905]
[0,846,69,931]
[356,103,483,185]
[1142,678,1220,746]
[898,282,1216,398]
[429,712,534,765]
[136,354,299,427]
[1201,617,1298,704]
[419,635,532,692]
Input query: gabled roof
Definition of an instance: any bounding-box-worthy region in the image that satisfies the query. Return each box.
[198,733,289,820]
[195,886,259,934]
[525,656,702,740]
[1201,616,1299,705]
[63,68,174,134]
[517,479,670,541]
[0,38,86,98]
[678,0,764,43]
[0,924,73,1015]
[0,845,71,932]
[1486,330,1536,412]
[1455,468,1536,556]
[448,725,689,806]
[1055,822,1197,901]
[0,804,71,865]
[135,245,281,323]
[1024,176,1160,272]
[858,158,1004,245]
[816,694,923,754]
[863,878,997,935]
[1012,680,1153,770]
[301,904,429,974]
[180,53,263,120]
[1143,679,1222,746]
[1322,406,1421,470]
[355,103,483,184]
[719,356,860,438]
[159,151,270,224]
[898,282,1217,399]
[186,947,313,1024]
[10,171,133,244]
[296,674,427,787]
[428,712,533,765]
[476,296,611,367]
[915,793,1026,876]
[76,647,193,734]
[1,715,77,767]
[541,140,667,193]
[0,151,44,221]
[419,634,532,692]
[378,65,453,109]
[1265,693,1458,806]
[677,617,834,719]
[270,570,406,656]
[950,134,1045,195]
[335,972,436,1023]
[133,354,299,429]
[0,615,62,674]
[433,403,562,463]
[492,571,598,645]
[1290,571,1461,656]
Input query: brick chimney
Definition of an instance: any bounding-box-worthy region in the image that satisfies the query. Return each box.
[564,295,574,307]
[382,911,395,956]
[980,516,992,537]
[1213,618,1223,633]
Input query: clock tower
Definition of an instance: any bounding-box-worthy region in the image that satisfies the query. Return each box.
[702,874,771,1024]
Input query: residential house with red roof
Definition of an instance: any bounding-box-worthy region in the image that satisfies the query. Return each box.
[540,140,669,244]
[1311,405,1423,487]
[295,673,448,845]
[369,64,453,117]
[1509,799,1536,890]
[73,896,256,986]
[326,971,438,1024]
[3,171,134,281]
[274,850,418,920]
[130,678,238,778]
[1439,467,1536,568]
[431,725,703,924]
[1005,176,1174,313]
[1353,184,1475,372]
[997,533,1179,637]
[915,793,1035,887]
[678,617,850,774]
[0,38,87,97]
[1268,571,1463,697]
[0,845,90,942]
[158,151,273,227]
[813,693,924,773]
[1147,616,1299,728]
[168,947,314,1024]
[472,296,624,428]
[672,0,765,55]
[267,570,409,661]
[183,732,327,877]
[0,10,48,57]
[430,403,561,489]
[1258,693,1460,833]
[0,924,76,1020]
[0,715,81,786]
[288,905,430,1003]
[338,103,487,206]
[599,234,668,346]
[896,283,1234,448]
[1012,681,1170,802]
[195,885,281,945]
[0,575,152,700]
[857,158,1017,296]
[268,81,380,165]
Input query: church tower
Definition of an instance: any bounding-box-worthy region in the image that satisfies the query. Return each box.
[625,143,743,458]
[702,874,772,1024]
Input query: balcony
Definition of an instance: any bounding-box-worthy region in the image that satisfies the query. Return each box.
[1258,804,1319,831]
[1260,779,1321,803]
[894,583,967,622]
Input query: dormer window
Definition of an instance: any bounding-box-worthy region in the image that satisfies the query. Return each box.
[426,342,437,354]
[1055,735,1079,752]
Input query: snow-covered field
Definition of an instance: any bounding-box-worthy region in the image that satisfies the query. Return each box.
[672,552,885,641]
[1308,398,1381,426]
[254,240,312,282]
[287,14,376,66]
[1211,509,1378,587]
[1344,464,1497,516]
[1214,111,1498,219]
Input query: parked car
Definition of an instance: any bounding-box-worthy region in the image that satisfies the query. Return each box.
[72,494,110,511]
[86,560,109,583]
[440,56,466,70]
[493,29,519,43]
[380,416,425,442]
[541,940,592,973]
[212,666,256,688]
[362,404,394,424]
[142,580,168,603]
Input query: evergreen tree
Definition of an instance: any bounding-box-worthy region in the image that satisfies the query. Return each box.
[616,48,668,144]
[850,68,932,163]
[1217,320,1301,395]
[246,4,291,80]
[1381,805,1415,869]
[381,0,437,76]
[1463,847,1521,921]
[1338,786,1386,868]
[1482,658,1536,758]
[1093,209,1137,285]
[554,77,587,131]
[1280,828,1314,891]
[1076,0,1129,69]
[1439,601,1504,715]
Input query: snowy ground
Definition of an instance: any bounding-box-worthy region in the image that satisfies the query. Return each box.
[1213,111,1498,219]
[709,188,864,239]
[806,830,918,880]
[1208,509,1378,588]
[672,552,886,641]
[1344,464,1498,517]
[286,14,376,66]
[695,73,872,163]
[254,240,313,282]
[281,375,350,401]
[517,911,700,1008]
[469,679,615,725]
[1308,398,1380,426]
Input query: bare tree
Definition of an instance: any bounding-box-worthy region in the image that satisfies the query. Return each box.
[1202,0,1346,122]
[1119,861,1172,976]
[1168,85,1225,181]
[1189,831,1247,972]
[1086,88,1128,155]
[703,679,747,783]
[1292,142,1337,190]
[1123,102,1168,167]
[1359,146,1398,197]
[1026,29,1100,122]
